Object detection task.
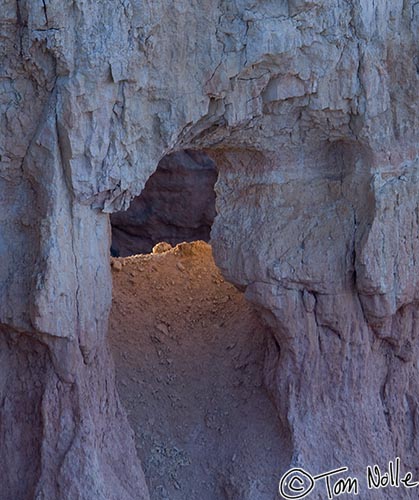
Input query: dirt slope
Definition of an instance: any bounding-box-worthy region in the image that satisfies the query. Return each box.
[109,241,289,500]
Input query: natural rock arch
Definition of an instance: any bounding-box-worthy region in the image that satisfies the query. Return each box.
[2,1,419,499]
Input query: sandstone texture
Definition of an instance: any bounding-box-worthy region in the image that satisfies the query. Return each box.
[1,1,419,499]
[111,150,217,256]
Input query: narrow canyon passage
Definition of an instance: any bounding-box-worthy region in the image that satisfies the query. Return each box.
[109,241,290,499]
[108,149,290,498]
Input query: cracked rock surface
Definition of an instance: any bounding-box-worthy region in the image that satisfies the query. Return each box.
[1,1,419,499]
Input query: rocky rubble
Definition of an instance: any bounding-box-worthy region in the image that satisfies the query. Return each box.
[109,241,289,500]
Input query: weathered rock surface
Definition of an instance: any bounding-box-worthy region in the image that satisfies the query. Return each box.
[111,150,217,256]
[1,1,419,499]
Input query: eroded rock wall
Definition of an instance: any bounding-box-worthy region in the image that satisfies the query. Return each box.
[211,146,419,497]
[1,0,419,498]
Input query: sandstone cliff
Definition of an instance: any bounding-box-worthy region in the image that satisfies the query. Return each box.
[1,1,419,499]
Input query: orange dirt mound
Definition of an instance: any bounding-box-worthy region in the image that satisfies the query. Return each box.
[109,241,288,500]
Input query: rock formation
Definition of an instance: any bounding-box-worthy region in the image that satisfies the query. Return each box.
[111,150,217,256]
[1,1,419,498]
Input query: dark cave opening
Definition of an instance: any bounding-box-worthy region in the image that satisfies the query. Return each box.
[110,150,217,257]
